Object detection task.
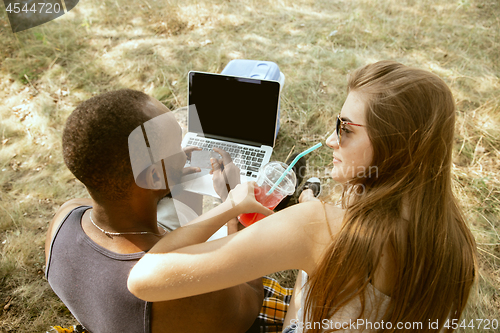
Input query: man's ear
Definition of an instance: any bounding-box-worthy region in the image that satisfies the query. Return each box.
[142,163,169,191]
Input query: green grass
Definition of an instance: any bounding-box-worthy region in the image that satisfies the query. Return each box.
[0,0,499,331]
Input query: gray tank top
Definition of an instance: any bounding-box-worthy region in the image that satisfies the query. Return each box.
[46,206,151,333]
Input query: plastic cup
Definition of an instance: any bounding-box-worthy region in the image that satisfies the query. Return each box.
[238,161,297,227]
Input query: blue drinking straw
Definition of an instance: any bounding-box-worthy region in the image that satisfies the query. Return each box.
[267,142,323,195]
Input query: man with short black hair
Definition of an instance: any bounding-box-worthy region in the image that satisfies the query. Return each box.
[45,89,263,332]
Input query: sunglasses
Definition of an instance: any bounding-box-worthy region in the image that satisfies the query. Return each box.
[336,114,364,146]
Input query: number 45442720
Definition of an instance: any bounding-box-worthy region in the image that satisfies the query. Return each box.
[6,2,62,14]
[444,319,498,330]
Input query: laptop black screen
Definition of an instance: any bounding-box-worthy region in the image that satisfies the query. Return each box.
[188,72,280,147]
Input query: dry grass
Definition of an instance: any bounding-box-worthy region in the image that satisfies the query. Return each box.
[0,0,499,331]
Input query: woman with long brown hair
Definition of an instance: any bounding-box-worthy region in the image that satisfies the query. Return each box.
[128,61,477,332]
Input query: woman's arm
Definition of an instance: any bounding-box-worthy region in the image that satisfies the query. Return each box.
[283,270,305,328]
[128,199,339,302]
[151,182,273,252]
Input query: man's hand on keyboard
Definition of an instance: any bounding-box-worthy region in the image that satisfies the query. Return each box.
[210,148,241,201]
[183,145,202,160]
[182,145,202,176]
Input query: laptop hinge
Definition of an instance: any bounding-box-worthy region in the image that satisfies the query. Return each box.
[195,133,265,148]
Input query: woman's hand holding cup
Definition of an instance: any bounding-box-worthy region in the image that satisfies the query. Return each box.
[225,182,274,217]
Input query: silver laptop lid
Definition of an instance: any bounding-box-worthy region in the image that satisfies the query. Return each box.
[188,71,280,147]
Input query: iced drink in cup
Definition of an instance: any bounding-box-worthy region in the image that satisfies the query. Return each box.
[238,161,297,227]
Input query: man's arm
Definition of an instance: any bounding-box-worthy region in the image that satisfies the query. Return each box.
[234,277,264,331]
[45,198,93,264]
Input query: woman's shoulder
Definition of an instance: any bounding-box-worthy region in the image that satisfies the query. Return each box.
[277,201,346,256]
[279,200,344,223]
[294,200,344,227]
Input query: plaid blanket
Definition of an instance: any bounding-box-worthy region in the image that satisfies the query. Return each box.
[256,276,294,333]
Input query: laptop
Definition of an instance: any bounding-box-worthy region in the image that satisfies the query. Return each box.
[180,71,282,197]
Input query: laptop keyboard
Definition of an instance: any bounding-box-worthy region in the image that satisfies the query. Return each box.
[186,137,265,177]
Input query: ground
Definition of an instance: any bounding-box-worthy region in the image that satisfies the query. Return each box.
[0,0,499,332]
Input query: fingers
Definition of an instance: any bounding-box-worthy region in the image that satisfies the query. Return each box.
[212,147,233,165]
[183,146,202,159]
[243,182,273,216]
[254,204,274,217]
[182,166,201,176]
[246,181,257,193]
[210,157,231,200]
[233,181,253,194]
[209,157,222,175]
[298,189,319,203]
[184,146,202,153]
